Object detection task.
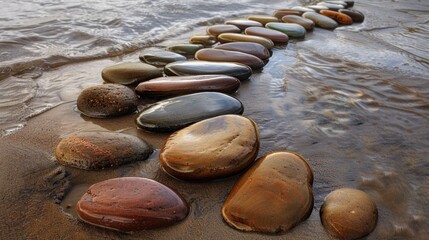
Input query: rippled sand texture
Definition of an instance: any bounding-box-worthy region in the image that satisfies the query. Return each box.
[1,0,429,239]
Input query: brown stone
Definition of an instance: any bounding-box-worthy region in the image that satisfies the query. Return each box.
[247,15,279,25]
[195,48,265,70]
[282,15,315,31]
[225,19,263,30]
[206,24,241,37]
[244,27,289,43]
[339,9,364,23]
[101,62,163,85]
[214,42,270,61]
[272,9,302,19]
[320,10,353,25]
[189,35,216,46]
[217,33,274,49]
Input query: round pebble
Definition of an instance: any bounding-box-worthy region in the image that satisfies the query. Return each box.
[320,10,353,25]
[244,27,289,43]
[303,12,339,29]
[101,62,163,85]
[247,15,279,25]
[166,43,204,56]
[217,33,274,49]
[139,50,186,67]
[206,24,241,37]
[266,22,306,38]
[282,15,315,31]
[225,19,263,30]
[214,42,271,61]
[195,48,265,70]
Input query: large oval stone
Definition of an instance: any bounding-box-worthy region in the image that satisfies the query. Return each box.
[339,9,364,23]
[101,62,163,85]
[214,42,270,61]
[320,10,353,25]
[164,60,252,81]
[281,15,315,31]
[217,33,274,49]
[160,115,259,180]
[55,132,153,170]
[139,50,186,67]
[136,92,244,132]
[222,151,314,233]
[272,9,302,19]
[206,24,241,37]
[135,75,240,97]
[189,35,216,46]
[225,19,263,30]
[195,49,265,70]
[77,84,138,118]
[247,15,279,25]
[266,22,306,38]
[303,12,339,29]
[76,177,189,232]
[244,27,289,43]
[166,43,204,56]
[320,188,378,240]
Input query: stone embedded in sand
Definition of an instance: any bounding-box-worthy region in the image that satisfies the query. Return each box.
[139,51,186,67]
[101,62,163,85]
[76,177,189,232]
[339,9,364,23]
[214,42,271,61]
[317,2,345,11]
[306,5,329,13]
[320,188,378,240]
[266,22,306,38]
[244,27,289,43]
[55,132,152,170]
[320,10,353,25]
[166,43,204,56]
[273,9,302,19]
[247,15,279,25]
[160,114,259,180]
[136,92,244,132]
[224,19,263,30]
[281,15,315,31]
[189,35,217,46]
[217,33,274,49]
[195,48,265,70]
[77,84,138,118]
[291,6,316,13]
[222,151,314,233]
[303,12,339,29]
[206,24,242,37]
[135,75,240,97]
[164,60,252,81]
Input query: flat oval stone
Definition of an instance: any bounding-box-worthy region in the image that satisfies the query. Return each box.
[214,42,270,61]
[206,24,241,37]
[222,151,314,233]
[303,12,339,29]
[272,10,302,19]
[160,115,259,180]
[317,2,345,11]
[247,15,279,25]
[55,132,153,170]
[101,62,163,85]
[189,35,216,46]
[217,33,274,49]
[339,9,364,23]
[139,51,186,67]
[282,15,315,31]
[320,10,353,25]
[76,177,189,232]
[306,5,329,12]
[166,43,204,56]
[136,92,244,132]
[77,84,138,118]
[320,188,378,240]
[195,49,265,70]
[135,75,240,97]
[266,22,306,38]
[244,27,289,43]
[291,6,316,13]
[164,60,252,81]
[225,19,263,30]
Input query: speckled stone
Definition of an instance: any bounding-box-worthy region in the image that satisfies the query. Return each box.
[160,115,259,180]
[282,15,315,31]
[266,22,306,38]
[272,9,302,19]
[55,132,152,170]
[214,42,271,61]
[320,10,353,25]
[101,62,163,85]
[222,151,314,233]
[303,12,339,29]
[189,35,216,46]
[139,51,186,67]
[247,15,279,25]
[225,19,263,30]
[217,33,274,49]
[339,9,364,23]
[76,177,189,232]
[206,24,241,37]
[195,48,265,70]
[244,27,289,43]
[166,43,204,56]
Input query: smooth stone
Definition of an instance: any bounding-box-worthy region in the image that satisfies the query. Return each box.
[164,60,252,81]
[217,33,274,49]
[339,9,364,23]
[160,115,259,180]
[320,9,353,25]
[135,92,244,132]
[244,27,289,43]
[135,75,240,97]
[166,43,204,56]
[55,132,152,170]
[139,51,186,67]
[282,15,315,31]
[222,151,314,233]
[343,0,355,8]
[266,22,306,38]
[317,2,345,11]
[214,42,270,61]
[189,35,216,46]
[76,177,189,232]
[291,6,316,13]
[224,19,263,30]
[272,9,302,19]
[320,188,378,240]
[303,12,339,29]
[306,5,329,13]
[101,62,163,85]
[325,1,348,8]
[77,84,138,118]
[195,49,265,70]
[247,15,279,25]
[206,24,241,37]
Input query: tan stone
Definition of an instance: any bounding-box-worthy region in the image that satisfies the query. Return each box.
[217,33,274,49]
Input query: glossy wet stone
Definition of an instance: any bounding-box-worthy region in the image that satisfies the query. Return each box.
[135,75,240,97]
[291,6,316,13]
[320,188,378,240]
[77,84,138,118]
[139,51,186,67]
[164,60,252,81]
[214,42,270,61]
[339,9,365,23]
[160,115,259,180]
[136,92,244,132]
[303,12,339,29]
[101,62,163,85]
[317,2,345,11]
[217,33,274,49]
[222,151,314,233]
[55,132,152,170]
[224,19,262,30]
[244,27,289,43]
[266,22,306,38]
[195,48,265,70]
[272,9,302,19]
[321,10,353,25]
[189,35,216,46]
[282,15,315,31]
[306,5,329,13]
[206,24,241,37]
[247,15,279,25]
[166,43,204,56]
[76,177,189,232]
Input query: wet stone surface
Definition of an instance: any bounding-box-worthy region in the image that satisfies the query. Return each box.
[195,48,265,70]
[139,51,186,67]
[101,62,163,85]
[244,27,289,43]
[214,42,271,61]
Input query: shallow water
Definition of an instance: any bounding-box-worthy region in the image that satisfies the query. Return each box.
[1,0,428,239]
